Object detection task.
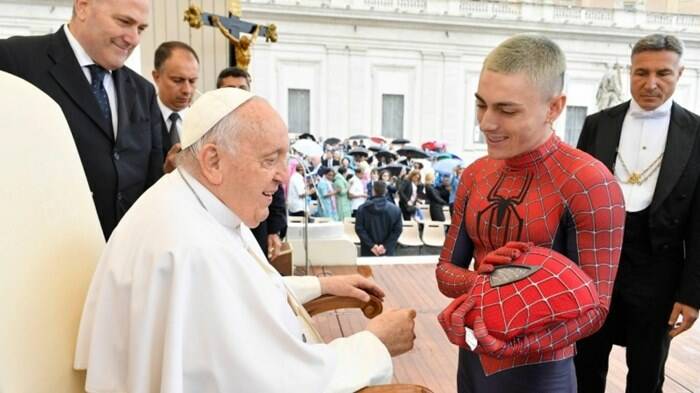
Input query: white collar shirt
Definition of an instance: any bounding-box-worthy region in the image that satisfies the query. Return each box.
[157,97,187,141]
[64,24,118,138]
[615,98,672,212]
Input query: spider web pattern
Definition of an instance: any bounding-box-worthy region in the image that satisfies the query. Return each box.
[436,135,625,374]
[465,248,599,341]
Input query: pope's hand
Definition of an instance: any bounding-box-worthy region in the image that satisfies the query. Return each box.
[367,308,417,357]
[319,274,385,303]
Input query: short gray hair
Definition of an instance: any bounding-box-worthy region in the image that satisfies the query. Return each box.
[174,99,259,169]
[632,34,684,58]
[483,34,566,99]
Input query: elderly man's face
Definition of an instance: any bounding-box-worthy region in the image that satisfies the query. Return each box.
[630,50,683,111]
[476,70,565,160]
[73,0,149,70]
[219,101,288,227]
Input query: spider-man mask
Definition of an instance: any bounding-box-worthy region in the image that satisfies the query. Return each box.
[465,246,600,341]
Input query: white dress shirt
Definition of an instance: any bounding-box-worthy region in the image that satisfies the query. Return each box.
[615,98,672,212]
[157,97,187,141]
[63,24,118,138]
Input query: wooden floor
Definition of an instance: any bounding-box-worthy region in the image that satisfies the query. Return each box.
[309,264,700,393]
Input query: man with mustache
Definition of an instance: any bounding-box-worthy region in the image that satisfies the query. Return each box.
[0,0,163,239]
[575,33,700,393]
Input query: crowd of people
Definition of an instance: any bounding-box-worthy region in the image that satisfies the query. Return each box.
[2,0,698,392]
[286,138,464,224]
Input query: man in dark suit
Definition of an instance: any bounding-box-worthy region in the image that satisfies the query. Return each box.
[575,33,700,393]
[0,0,163,239]
[218,66,287,260]
[153,41,199,173]
[355,181,402,257]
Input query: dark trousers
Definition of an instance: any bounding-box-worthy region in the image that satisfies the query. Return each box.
[575,209,678,393]
[575,287,673,393]
[458,349,576,393]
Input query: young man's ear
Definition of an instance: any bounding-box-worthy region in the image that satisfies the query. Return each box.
[547,94,567,125]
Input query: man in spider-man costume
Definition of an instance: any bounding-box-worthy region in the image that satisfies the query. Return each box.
[435,34,626,393]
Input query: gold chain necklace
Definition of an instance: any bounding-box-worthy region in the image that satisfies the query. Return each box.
[616,149,663,185]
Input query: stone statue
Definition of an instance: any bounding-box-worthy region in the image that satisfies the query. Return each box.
[596,63,624,110]
[211,15,258,71]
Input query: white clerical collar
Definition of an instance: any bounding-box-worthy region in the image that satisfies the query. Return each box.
[63,24,111,73]
[178,169,242,231]
[628,98,672,119]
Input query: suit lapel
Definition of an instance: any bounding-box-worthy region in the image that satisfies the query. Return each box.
[47,27,113,140]
[650,103,696,213]
[112,68,136,145]
[596,102,628,172]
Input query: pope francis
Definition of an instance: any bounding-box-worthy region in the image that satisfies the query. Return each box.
[74,88,417,393]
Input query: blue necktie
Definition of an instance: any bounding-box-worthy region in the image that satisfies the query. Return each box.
[87,64,113,133]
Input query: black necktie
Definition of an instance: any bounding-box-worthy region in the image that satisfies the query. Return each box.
[87,65,112,133]
[169,112,180,145]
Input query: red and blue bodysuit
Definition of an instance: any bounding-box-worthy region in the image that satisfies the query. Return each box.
[436,135,625,392]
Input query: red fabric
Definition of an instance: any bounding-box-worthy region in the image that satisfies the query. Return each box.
[435,134,625,374]
[465,246,600,341]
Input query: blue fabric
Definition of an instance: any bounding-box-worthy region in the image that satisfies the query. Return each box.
[87,64,112,133]
[458,349,577,393]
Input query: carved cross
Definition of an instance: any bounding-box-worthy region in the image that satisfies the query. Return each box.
[184,2,277,69]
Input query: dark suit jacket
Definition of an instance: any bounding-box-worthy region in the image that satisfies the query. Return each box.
[251,186,288,259]
[0,27,164,239]
[161,117,173,159]
[577,101,700,308]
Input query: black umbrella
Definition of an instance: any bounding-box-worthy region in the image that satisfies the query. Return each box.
[298,132,316,142]
[348,147,370,157]
[368,146,383,152]
[381,163,408,177]
[396,145,429,159]
[348,134,369,140]
[374,149,397,160]
[324,137,341,145]
[391,138,411,145]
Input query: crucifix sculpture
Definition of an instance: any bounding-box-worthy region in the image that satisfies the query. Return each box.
[184,1,277,71]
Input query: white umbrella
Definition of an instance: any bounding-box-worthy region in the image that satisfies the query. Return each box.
[292,139,324,157]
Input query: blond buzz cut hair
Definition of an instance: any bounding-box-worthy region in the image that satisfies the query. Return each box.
[483,34,566,100]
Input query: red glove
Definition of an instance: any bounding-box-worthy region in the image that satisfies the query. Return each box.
[438,294,475,348]
[473,316,520,358]
[477,241,532,274]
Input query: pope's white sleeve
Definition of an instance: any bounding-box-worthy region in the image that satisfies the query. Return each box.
[284,275,322,304]
[325,331,393,393]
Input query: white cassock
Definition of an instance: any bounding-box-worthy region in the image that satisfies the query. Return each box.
[74,169,392,393]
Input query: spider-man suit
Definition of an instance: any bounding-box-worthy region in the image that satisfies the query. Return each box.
[436,135,625,379]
